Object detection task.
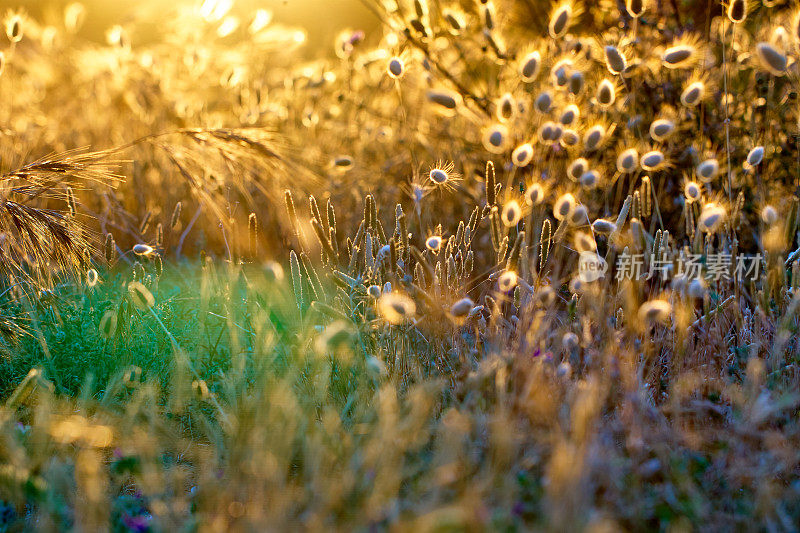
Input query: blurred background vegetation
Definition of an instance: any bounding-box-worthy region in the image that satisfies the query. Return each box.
[0,0,380,56]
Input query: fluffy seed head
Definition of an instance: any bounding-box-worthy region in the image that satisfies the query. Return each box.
[427,88,461,114]
[554,193,577,220]
[697,158,720,182]
[534,91,553,113]
[573,231,597,252]
[99,310,117,339]
[592,218,617,234]
[638,299,672,324]
[568,71,585,96]
[568,158,589,181]
[640,150,665,171]
[662,44,697,69]
[569,204,588,226]
[616,148,639,173]
[562,332,579,351]
[450,297,474,318]
[482,124,509,153]
[755,43,787,75]
[496,92,516,122]
[519,50,542,82]
[580,170,600,189]
[684,181,701,202]
[512,143,534,167]
[87,269,99,287]
[583,124,606,151]
[747,146,764,166]
[426,235,443,253]
[698,203,726,233]
[680,81,705,107]
[538,121,562,143]
[133,244,154,256]
[604,45,626,74]
[5,13,22,43]
[559,105,579,125]
[378,292,416,324]
[497,270,518,292]
[549,3,572,38]
[626,0,646,18]
[596,78,616,107]
[560,129,580,147]
[727,0,746,23]
[501,200,522,227]
[387,57,405,78]
[761,205,778,225]
[429,168,449,185]
[525,183,545,206]
[650,119,675,142]
[551,61,570,87]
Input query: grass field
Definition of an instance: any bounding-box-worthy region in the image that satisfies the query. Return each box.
[3,0,800,531]
[4,260,799,531]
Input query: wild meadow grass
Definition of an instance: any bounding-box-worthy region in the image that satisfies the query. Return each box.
[2,0,800,530]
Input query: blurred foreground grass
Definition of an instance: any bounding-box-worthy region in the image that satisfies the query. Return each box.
[1,260,799,531]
